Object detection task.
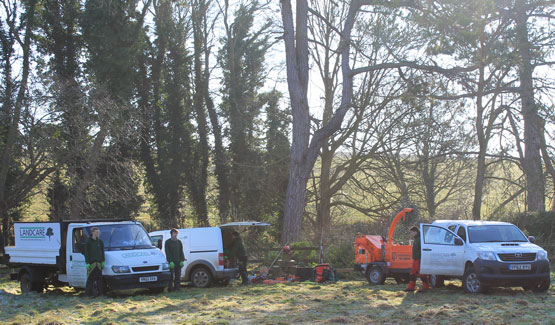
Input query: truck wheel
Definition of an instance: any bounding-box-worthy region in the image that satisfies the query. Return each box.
[367,266,385,285]
[20,273,43,293]
[191,267,212,288]
[524,278,551,293]
[462,266,487,293]
[430,275,444,288]
[20,273,33,293]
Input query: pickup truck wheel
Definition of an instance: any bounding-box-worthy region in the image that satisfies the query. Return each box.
[430,275,444,288]
[525,278,551,293]
[367,266,385,285]
[462,266,487,293]
[191,267,212,288]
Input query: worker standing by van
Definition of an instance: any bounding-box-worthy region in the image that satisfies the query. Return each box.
[230,231,248,285]
[404,226,429,292]
[165,228,185,291]
[84,227,105,297]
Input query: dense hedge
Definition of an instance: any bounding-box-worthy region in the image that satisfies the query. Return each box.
[509,211,555,256]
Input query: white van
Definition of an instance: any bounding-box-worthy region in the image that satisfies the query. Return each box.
[419,220,550,293]
[149,222,269,288]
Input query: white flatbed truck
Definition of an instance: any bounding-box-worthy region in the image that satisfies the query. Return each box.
[3,220,171,294]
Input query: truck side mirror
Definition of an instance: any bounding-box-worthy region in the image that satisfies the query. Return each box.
[157,239,163,249]
[454,238,464,246]
[528,236,535,243]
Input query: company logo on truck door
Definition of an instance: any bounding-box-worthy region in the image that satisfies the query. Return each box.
[20,226,55,240]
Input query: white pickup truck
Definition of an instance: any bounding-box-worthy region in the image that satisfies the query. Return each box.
[419,220,551,293]
[3,220,171,294]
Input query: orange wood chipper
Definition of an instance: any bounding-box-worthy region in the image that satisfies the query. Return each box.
[354,208,414,284]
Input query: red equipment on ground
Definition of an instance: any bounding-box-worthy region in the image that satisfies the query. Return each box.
[354,208,414,284]
[314,263,337,283]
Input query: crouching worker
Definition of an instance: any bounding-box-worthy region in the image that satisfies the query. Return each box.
[85,227,105,297]
[230,231,248,285]
[404,226,429,292]
[165,228,185,291]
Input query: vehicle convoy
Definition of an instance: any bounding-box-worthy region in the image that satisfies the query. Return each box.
[354,208,414,285]
[149,222,268,288]
[3,220,171,294]
[419,220,551,293]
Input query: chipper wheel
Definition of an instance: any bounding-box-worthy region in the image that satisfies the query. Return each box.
[367,266,386,285]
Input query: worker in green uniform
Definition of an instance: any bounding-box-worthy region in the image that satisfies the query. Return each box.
[230,231,248,285]
[165,228,185,291]
[404,226,429,292]
[84,227,105,297]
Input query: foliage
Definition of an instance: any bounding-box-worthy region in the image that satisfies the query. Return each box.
[510,211,555,255]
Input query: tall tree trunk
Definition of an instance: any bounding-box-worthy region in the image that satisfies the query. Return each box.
[280,0,359,244]
[0,0,37,238]
[191,1,209,226]
[472,64,487,220]
[515,1,545,212]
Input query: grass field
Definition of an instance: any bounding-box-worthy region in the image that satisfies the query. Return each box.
[1,271,554,324]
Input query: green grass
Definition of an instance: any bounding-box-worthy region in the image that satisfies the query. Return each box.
[1,271,554,324]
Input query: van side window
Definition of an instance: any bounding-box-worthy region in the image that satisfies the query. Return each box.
[457,226,467,242]
[150,235,163,249]
[72,228,87,253]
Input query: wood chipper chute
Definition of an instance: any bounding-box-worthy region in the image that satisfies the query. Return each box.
[354,208,414,284]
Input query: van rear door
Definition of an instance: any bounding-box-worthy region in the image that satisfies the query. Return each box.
[419,224,465,276]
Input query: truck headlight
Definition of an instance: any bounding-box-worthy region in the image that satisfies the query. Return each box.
[477,251,496,261]
[537,250,549,261]
[162,262,170,270]
[111,265,131,273]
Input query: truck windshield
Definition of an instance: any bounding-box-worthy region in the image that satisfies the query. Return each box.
[468,225,528,243]
[87,224,154,250]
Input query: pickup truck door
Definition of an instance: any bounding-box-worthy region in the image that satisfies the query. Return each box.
[419,224,465,276]
[66,226,88,287]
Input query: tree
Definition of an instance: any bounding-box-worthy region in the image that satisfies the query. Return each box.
[137,0,193,228]
[0,0,47,243]
[218,0,275,220]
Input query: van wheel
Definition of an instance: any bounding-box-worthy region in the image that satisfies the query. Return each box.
[367,266,385,285]
[462,266,487,293]
[191,267,212,288]
[430,275,444,288]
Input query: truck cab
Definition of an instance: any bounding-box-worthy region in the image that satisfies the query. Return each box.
[5,220,171,294]
[419,220,550,293]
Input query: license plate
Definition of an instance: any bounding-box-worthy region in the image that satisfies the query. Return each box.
[509,264,531,271]
[139,276,157,282]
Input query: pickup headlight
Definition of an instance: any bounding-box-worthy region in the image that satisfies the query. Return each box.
[477,251,496,261]
[162,262,170,270]
[111,265,131,273]
[537,250,549,261]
